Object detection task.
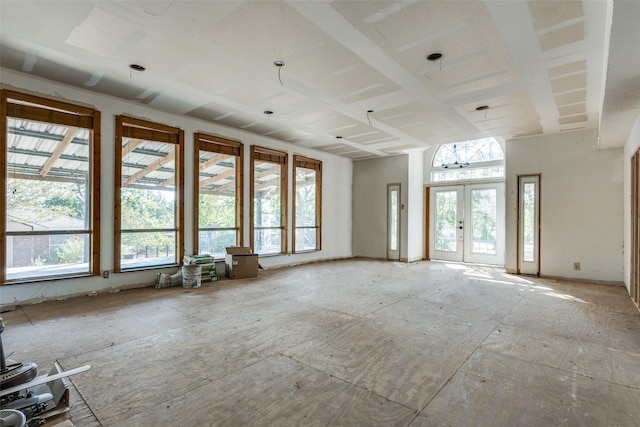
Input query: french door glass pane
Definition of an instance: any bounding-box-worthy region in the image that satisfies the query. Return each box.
[471,189,497,255]
[435,191,457,252]
[523,183,535,262]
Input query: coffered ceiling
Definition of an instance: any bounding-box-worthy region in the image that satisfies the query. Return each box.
[1,1,638,159]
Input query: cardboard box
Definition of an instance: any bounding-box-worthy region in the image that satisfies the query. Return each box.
[225,247,259,279]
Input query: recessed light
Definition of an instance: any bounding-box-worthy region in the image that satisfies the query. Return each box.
[475,105,489,111]
[263,110,273,115]
[129,64,146,72]
[426,53,442,61]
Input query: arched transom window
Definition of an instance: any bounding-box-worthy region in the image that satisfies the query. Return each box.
[432,137,504,182]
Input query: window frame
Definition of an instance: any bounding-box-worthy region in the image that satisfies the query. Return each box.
[194,132,244,258]
[1,89,101,284]
[292,155,322,253]
[114,115,184,272]
[250,146,288,255]
[431,138,504,183]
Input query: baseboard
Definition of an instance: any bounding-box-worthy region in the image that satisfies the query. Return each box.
[535,274,625,287]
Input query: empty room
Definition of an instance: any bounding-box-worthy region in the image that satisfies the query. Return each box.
[1,1,639,426]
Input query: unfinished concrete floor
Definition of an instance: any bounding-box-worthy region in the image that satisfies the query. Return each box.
[2,259,640,426]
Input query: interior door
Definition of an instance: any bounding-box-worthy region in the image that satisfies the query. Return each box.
[429,186,464,262]
[518,176,540,275]
[430,183,505,265]
[387,183,400,260]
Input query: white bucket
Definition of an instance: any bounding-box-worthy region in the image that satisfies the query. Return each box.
[182,265,202,288]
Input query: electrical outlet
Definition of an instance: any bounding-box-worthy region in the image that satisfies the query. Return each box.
[573,262,581,271]
[103,270,109,278]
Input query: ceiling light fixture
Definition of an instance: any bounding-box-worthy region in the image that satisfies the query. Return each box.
[366,109,374,126]
[441,144,469,169]
[274,60,285,85]
[263,110,273,115]
[129,63,145,79]
[476,105,490,118]
[426,52,443,71]
[336,136,343,139]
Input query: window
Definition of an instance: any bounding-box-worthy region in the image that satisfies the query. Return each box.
[1,90,101,283]
[293,155,322,252]
[194,133,243,259]
[250,146,287,255]
[432,137,504,182]
[522,182,536,262]
[114,116,184,271]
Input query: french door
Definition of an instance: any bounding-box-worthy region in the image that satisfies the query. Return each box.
[429,183,505,265]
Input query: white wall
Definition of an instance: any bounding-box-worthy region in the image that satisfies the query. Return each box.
[505,129,624,282]
[352,155,408,260]
[623,114,640,292]
[1,69,353,305]
[406,150,424,262]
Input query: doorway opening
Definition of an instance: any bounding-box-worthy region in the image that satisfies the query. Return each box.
[429,183,505,265]
[427,138,505,266]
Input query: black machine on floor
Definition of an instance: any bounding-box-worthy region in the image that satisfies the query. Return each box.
[0,317,90,426]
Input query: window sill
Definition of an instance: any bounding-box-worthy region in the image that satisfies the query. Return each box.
[3,272,96,286]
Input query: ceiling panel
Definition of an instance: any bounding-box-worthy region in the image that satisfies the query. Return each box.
[538,22,585,52]
[0,0,632,159]
[528,0,583,32]
[555,90,587,106]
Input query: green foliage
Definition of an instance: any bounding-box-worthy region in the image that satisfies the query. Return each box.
[120,187,176,257]
[199,193,235,228]
[435,192,457,251]
[31,255,46,267]
[7,178,87,220]
[56,237,84,263]
[471,189,496,244]
[295,171,316,227]
[121,188,174,229]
